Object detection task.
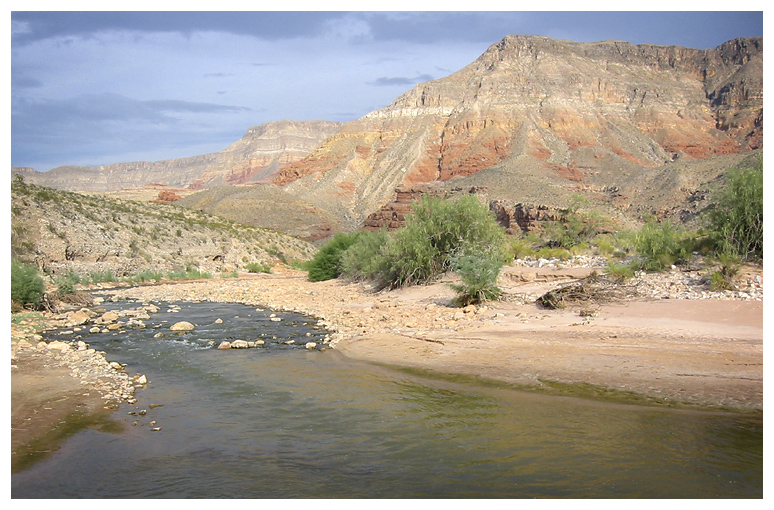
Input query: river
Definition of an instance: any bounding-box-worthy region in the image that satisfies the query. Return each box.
[11,300,763,498]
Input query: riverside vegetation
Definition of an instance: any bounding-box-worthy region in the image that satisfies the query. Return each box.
[305,156,763,308]
[10,156,762,313]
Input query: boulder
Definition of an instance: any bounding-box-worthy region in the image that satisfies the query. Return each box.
[67,310,92,326]
[231,340,250,349]
[170,321,195,331]
[217,341,232,350]
[46,341,71,352]
[95,311,120,324]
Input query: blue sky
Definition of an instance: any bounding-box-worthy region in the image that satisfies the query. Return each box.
[10,8,765,172]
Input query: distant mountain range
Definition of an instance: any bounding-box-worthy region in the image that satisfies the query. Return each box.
[15,35,763,239]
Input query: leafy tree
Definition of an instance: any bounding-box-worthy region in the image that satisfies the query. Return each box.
[705,159,763,260]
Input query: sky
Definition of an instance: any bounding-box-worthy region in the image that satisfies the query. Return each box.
[9,7,765,172]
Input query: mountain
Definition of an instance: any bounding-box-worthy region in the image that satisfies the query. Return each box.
[16,120,342,192]
[270,35,762,229]
[13,35,763,238]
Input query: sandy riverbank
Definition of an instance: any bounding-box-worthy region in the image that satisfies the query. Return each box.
[90,264,765,410]
[10,263,764,469]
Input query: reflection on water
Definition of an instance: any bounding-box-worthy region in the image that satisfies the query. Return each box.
[11,301,763,498]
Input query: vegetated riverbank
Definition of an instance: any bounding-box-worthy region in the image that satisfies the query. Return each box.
[10,259,763,469]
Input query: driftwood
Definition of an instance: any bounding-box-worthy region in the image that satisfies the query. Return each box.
[536,271,639,310]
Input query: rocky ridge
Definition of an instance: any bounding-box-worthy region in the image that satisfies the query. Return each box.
[14,120,342,192]
[270,35,762,230]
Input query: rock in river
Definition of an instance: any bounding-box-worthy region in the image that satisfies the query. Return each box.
[170,321,195,332]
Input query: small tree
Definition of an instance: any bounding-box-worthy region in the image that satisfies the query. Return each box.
[449,254,504,306]
[705,159,763,260]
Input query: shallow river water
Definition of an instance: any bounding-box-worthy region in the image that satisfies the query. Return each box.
[12,300,763,498]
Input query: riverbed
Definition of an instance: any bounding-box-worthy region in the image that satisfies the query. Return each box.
[11,300,763,498]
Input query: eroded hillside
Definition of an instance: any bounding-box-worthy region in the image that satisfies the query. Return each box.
[10,178,316,278]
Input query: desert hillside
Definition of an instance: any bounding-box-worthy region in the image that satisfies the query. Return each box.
[10,178,316,279]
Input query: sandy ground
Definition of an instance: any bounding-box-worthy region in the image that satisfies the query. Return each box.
[10,264,764,470]
[337,297,763,410]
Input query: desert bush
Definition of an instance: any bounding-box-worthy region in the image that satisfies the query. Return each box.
[604,261,635,282]
[246,262,271,273]
[54,273,78,295]
[543,196,608,249]
[631,220,693,272]
[705,159,763,260]
[87,270,116,284]
[11,260,45,309]
[535,247,571,261]
[167,265,212,280]
[339,230,390,281]
[307,231,364,282]
[508,235,539,259]
[449,254,504,307]
[706,253,742,291]
[128,269,165,284]
[375,195,509,289]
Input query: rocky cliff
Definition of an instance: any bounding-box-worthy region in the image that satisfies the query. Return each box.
[272,35,762,229]
[12,35,763,239]
[15,120,342,192]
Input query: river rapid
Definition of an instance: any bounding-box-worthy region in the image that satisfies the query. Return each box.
[11,300,763,498]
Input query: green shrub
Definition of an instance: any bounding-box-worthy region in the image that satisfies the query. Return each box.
[508,235,538,259]
[87,270,116,284]
[605,261,635,282]
[339,230,390,281]
[376,195,509,289]
[167,265,212,280]
[705,159,763,260]
[535,247,571,261]
[307,231,364,282]
[707,253,741,291]
[11,260,45,309]
[54,275,76,295]
[53,270,83,295]
[543,196,608,249]
[449,254,504,307]
[631,220,693,272]
[128,269,165,283]
[246,262,271,273]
